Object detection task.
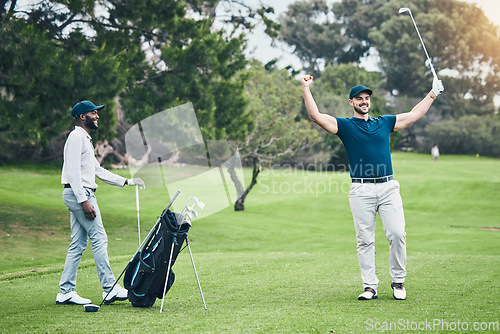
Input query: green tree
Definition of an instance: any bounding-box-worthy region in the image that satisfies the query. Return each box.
[233,62,320,210]
[0,15,127,162]
[278,0,388,76]
[278,0,345,76]
[212,0,280,38]
[120,27,249,142]
[0,0,265,163]
[369,0,500,102]
[87,0,278,142]
[425,115,500,157]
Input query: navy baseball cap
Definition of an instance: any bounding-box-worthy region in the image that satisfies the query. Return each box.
[71,100,105,117]
[349,85,373,99]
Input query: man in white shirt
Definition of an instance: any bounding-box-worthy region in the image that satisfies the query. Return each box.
[57,100,145,306]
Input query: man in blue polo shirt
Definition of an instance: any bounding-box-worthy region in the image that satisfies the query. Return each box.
[301,75,443,301]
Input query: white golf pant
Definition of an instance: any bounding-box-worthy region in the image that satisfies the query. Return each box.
[348,179,406,291]
[59,188,116,294]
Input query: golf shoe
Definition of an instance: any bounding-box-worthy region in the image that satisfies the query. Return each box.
[56,291,92,305]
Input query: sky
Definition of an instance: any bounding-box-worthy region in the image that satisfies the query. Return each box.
[232,0,500,72]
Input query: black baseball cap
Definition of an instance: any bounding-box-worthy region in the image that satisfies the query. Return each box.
[71,100,105,117]
[349,85,373,99]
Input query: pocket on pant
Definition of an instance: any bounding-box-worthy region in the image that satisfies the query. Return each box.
[63,190,79,213]
[62,190,74,204]
[349,183,363,196]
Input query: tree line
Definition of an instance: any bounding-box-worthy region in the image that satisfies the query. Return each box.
[1,0,499,168]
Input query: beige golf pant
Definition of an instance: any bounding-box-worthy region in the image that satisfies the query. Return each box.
[348,179,406,291]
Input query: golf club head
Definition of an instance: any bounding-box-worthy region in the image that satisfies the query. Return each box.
[83,304,100,312]
[181,218,192,227]
[186,209,199,221]
[187,196,205,210]
[398,7,410,14]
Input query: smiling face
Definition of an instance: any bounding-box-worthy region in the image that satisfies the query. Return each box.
[80,110,99,131]
[349,92,371,118]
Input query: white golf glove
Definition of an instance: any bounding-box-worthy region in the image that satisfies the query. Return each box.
[432,77,444,96]
[127,178,145,189]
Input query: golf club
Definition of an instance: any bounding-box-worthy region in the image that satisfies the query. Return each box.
[399,7,439,80]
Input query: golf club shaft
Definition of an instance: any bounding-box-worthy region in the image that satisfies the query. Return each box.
[407,10,438,80]
[135,190,180,257]
[136,185,140,246]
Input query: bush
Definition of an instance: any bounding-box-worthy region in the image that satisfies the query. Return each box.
[425,115,500,157]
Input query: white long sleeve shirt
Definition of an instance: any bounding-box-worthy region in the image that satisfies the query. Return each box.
[61,126,126,203]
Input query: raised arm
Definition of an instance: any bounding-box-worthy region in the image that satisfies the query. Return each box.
[301,75,338,134]
[394,77,444,131]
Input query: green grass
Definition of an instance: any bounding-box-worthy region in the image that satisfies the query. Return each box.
[0,153,499,333]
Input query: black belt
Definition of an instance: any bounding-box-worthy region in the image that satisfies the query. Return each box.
[63,184,96,192]
[352,176,393,184]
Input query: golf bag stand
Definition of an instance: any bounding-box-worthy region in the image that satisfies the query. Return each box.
[186,237,207,310]
[159,235,207,312]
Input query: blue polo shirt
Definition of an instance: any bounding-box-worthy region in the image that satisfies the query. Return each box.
[335,115,396,178]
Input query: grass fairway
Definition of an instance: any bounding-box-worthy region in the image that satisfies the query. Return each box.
[0,153,499,333]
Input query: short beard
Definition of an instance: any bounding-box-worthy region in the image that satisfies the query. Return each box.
[84,115,99,130]
[354,104,369,115]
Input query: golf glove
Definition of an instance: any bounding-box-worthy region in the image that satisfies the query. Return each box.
[128,178,145,189]
[432,77,444,96]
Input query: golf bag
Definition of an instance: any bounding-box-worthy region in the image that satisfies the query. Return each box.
[123,208,189,308]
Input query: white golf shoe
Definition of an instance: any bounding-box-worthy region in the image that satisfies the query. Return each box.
[358,287,378,300]
[103,284,128,304]
[391,282,406,300]
[56,291,92,305]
